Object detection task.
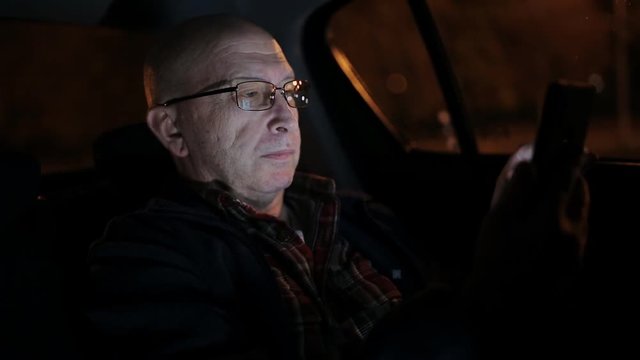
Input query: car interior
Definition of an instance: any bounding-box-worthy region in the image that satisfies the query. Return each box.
[2,0,639,358]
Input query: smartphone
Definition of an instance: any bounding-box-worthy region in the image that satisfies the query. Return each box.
[532,79,595,191]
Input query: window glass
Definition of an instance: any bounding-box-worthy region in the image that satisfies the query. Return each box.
[328,0,454,153]
[328,0,640,159]
[0,20,151,173]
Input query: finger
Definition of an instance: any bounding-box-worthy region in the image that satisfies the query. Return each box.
[559,176,589,258]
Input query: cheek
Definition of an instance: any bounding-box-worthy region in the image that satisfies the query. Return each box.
[224,109,266,148]
[232,122,261,149]
[193,103,237,145]
[184,102,299,180]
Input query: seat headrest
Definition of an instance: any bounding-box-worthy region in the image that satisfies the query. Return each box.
[0,151,40,226]
[92,123,175,196]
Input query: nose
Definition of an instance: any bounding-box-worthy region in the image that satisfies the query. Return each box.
[267,91,298,134]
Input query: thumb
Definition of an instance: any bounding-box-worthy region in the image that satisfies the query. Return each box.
[491,161,537,214]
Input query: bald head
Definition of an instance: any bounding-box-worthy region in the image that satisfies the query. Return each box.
[143,14,275,107]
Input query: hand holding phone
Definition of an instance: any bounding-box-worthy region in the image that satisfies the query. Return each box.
[532,79,596,191]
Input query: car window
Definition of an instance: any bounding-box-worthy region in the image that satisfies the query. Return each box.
[328,0,453,153]
[0,20,151,173]
[328,0,640,159]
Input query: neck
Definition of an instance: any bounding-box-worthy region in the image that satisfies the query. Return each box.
[178,164,287,218]
[184,177,286,218]
[239,191,285,218]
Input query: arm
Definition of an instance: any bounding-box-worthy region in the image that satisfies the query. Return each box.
[472,142,590,305]
[467,150,590,358]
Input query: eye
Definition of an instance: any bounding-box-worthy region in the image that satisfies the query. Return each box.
[243,90,259,98]
[237,82,268,99]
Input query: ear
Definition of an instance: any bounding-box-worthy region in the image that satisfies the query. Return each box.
[146,107,189,158]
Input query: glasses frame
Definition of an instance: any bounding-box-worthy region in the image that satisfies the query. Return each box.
[158,79,309,111]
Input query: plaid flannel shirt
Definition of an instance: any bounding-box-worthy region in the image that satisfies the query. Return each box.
[199,173,402,359]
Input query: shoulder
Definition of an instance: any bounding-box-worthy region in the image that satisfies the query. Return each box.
[336,189,402,241]
[101,197,238,242]
[88,196,252,271]
[337,190,398,229]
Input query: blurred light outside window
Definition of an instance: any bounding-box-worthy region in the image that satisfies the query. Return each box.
[328,0,640,159]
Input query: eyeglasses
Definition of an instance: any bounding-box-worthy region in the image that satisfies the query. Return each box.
[159,79,310,111]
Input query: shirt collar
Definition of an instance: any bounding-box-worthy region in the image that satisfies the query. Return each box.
[184,171,336,216]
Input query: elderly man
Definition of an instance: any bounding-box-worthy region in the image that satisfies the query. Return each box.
[87,13,589,360]
[87,14,429,360]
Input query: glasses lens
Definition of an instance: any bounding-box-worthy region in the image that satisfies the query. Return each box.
[284,80,310,108]
[236,82,274,111]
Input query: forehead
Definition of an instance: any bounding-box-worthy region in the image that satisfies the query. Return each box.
[193,32,294,87]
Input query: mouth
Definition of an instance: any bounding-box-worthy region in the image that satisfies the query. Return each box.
[262,149,295,160]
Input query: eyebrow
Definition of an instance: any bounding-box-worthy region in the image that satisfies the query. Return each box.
[197,75,297,92]
[197,79,235,92]
[279,74,296,84]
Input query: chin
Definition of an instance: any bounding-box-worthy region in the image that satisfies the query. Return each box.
[261,170,295,192]
[252,159,297,191]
